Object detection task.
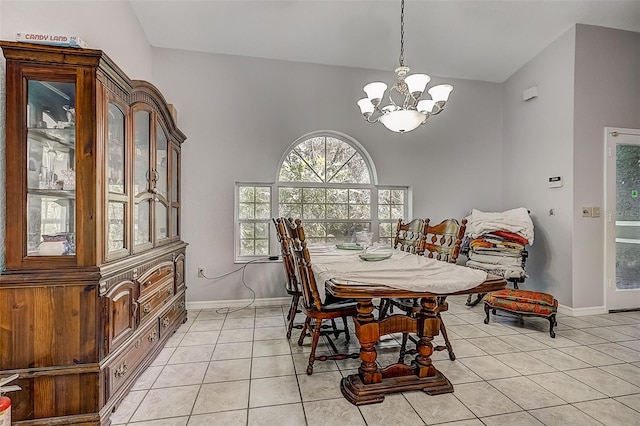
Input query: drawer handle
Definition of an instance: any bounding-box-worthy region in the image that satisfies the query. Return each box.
[179,301,185,310]
[143,303,151,314]
[167,287,174,296]
[114,361,128,378]
[148,330,158,342]
[162,317,170,328]
[135,339,141,348]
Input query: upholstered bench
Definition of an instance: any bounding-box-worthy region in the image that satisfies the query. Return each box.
[483,289,558,337]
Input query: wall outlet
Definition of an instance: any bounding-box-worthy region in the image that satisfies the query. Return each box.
[581,207,593,217]
[197,267,205,278]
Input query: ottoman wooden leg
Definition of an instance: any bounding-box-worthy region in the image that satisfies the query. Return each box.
[483,303,491,324]
[549,314,557,338]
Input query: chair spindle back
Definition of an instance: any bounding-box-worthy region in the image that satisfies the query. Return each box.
[283,218,323,311]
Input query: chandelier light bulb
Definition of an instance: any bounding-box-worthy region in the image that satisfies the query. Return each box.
[355,0,452,134]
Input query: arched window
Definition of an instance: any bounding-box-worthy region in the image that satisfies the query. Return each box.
[235,132,407,260]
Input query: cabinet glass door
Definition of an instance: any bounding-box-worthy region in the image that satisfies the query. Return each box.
[134,110,152,247]
[171,146,180,238]
[26,80,76,256]
[107,103,127,254]
[155,123,169,241]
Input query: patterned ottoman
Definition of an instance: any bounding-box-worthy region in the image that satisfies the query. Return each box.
[483,289,558,337]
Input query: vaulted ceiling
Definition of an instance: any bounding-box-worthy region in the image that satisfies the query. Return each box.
[130,0,640,83]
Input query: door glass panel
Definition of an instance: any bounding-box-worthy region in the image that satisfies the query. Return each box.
[134,200,151,246]
[171,147,179,203]
[156,202,168,241]
[172,207,179,237]
[156,123,168,199]
[134,111,150,197]
[107,104,125,194]
[615,144,640,290]
[26,80,76,256]
[108,201,125,252]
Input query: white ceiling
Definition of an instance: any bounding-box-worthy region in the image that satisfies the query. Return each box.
[130,0,640,83]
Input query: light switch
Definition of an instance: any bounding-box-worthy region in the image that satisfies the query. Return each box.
[582,207,592,217]
[592,207,601,218]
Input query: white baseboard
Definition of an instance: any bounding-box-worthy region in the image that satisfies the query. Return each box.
[557,304,607,317]
[186,297,290,311]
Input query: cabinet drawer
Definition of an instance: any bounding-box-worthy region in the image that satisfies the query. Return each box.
[138,263,174,299]
[160,293,186,338]
[107,320,160,396]
[138,281,175,323]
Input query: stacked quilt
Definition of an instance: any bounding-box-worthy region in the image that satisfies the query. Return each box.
[463,208,533,281]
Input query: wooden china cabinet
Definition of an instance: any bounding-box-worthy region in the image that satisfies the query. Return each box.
[0,41,187,424]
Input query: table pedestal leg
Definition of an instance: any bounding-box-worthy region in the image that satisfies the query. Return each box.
[340,297,453,405]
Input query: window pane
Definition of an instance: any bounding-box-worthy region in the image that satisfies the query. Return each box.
[327,204,348,219]
[240,240,255,256]
[255,203,270,219]
[239,186,255,202]
[303,204,325,219]
[278,135,371,184]
[378,205,391,220]
[303,188,325,204]
[240,223,255,239]
[279,203,301,218]
[239,203,254,220]
[255,222,269,238]
[256,187,270,203]
[378,189,390,204]
[379,222,393,238]
[391,190,405,204]
[391,205,404,220]
[279,187,301,203]
[327,188,348,203]
[255,239,269,255]
[349,189,370,204]
[349,204,371,220]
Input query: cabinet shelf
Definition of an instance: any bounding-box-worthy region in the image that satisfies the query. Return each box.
[27,188,76,199]
[28,128,75,150]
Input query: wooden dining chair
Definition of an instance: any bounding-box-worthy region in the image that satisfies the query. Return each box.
[283,217,359,374]
[272,218,304,339]
[378,218,428,318]
[383,218,467,362]
[393,217,427,254]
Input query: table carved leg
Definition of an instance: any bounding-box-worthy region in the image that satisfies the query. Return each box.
[340,297,453,405]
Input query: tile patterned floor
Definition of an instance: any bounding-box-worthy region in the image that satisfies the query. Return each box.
[111,296,640,425]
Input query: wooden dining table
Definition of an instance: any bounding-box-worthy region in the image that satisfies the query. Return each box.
[311,246,507,405]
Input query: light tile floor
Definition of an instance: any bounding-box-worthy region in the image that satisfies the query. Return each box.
[112,296,640,425]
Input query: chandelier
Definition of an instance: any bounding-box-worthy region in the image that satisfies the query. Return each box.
[357,0,453,134]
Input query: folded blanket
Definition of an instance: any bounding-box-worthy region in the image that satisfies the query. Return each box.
[468,253,524,267]
[466,260,526,280]
[465,207,534,245]
[490,230,529,246]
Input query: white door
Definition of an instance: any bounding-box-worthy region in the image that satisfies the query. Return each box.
[605,128,640,311]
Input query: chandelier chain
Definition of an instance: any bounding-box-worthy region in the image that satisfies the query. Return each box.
[399,0,405,67]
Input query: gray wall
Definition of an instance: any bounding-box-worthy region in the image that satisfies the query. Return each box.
[150,47,504,303]
[572,24,640,309]
[503,24,640,310]
[502,27,576,306]
[0,0,153,81]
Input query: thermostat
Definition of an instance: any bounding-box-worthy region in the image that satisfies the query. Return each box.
[549,176,563,188]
